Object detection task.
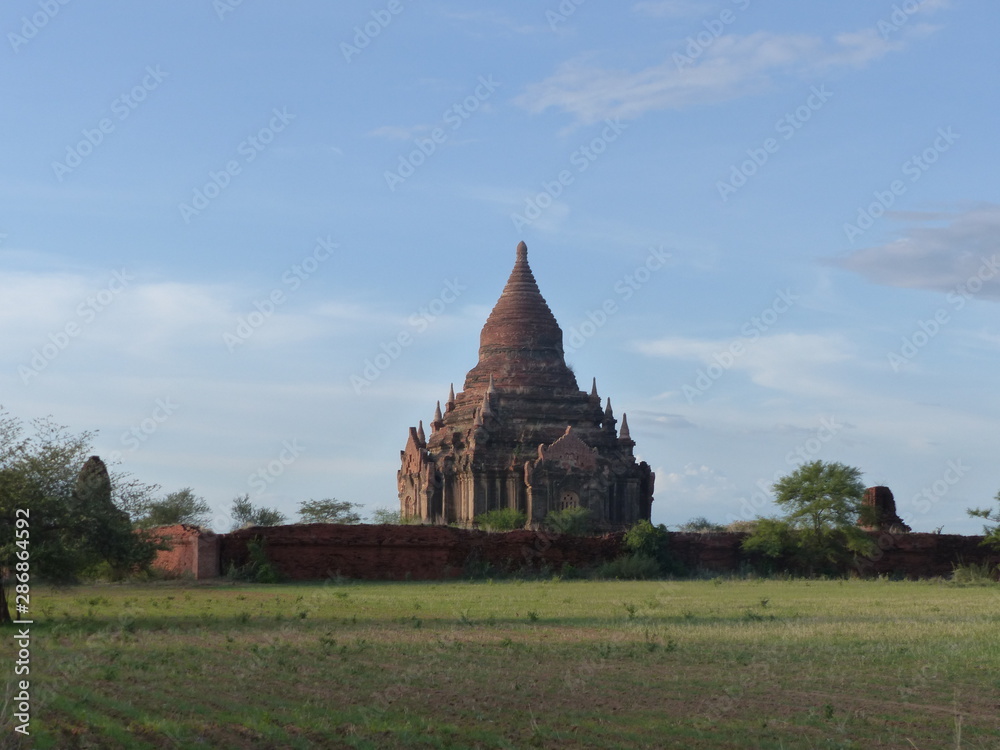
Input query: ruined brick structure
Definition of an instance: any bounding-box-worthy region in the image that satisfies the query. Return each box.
[397,242,654,530]
[860,486,911,533]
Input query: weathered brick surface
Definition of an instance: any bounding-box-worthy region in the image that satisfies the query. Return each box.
[150,524,219,579]
[219,524,625,580]
[153,525,999,581]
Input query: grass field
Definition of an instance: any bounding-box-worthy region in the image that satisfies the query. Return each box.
[3,577,999,749]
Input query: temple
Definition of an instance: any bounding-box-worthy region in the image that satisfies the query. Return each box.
[398,241,654,530]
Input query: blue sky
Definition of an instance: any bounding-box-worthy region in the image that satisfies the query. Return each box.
[3,0,998,533]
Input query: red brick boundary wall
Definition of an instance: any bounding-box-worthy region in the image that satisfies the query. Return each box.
[219,524,623,580]
[150,524,220,579]
[150,524,999,581]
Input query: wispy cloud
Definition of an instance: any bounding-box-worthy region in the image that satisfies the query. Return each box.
[832,205,1000,300]
[634,332,855,399]
[515,21,939,125]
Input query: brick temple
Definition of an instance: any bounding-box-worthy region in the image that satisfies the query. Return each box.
[398,241,654,530]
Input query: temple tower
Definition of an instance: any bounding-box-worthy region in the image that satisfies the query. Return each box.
[398,242,654,530]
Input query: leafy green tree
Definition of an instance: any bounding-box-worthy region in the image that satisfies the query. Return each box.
[229,493,286,531]
[370,507,402,525]
[968,491,1000,550]
[137,487,212,528]
[297,498,363,524]
[621,519,678,575]
[0,410,160,624]
[742,461,874,576]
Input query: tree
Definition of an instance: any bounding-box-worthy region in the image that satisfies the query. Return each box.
[297,498,362,524]
[0,410,160,624]
[137,488,213,528]
[742,461,874,576]
[968,491,1000,550]
[370,507,402,525]
[229,494,286,531]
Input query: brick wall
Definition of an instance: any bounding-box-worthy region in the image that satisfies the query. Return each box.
[151,524,999,581]
[150,524,220,579]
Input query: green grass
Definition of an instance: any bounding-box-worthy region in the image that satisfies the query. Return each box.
[4,578,1000,748]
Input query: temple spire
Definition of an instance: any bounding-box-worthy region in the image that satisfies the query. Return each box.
[619,412,635,454]
[447,383,456,411]
[464,241,577,392]
[432,401,444,432]
[417,420,426,444]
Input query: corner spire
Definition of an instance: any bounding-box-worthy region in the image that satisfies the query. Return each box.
[432,401,444,432]
[620,412,631,440]
[417,420,426,444]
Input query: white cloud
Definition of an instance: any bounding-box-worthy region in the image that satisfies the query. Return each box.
[833,205,1000,300]
[658,462,738,516]
[634,332,855,398]
[515,23,933,125]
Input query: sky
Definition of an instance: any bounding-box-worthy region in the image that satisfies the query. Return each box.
[2,0,998,534]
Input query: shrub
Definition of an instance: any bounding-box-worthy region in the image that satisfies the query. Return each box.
[544,506,593,535]
[624,519,666,554]
[226,539,281,583]
[678,516,725,533]
[951,561,998,584]
[475,508,527,532]
[595,553,661,580]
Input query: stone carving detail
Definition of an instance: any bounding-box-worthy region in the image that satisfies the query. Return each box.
[539,427,598,472]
